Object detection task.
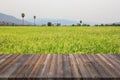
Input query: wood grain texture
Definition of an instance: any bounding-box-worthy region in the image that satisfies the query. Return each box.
[0,54,120,79]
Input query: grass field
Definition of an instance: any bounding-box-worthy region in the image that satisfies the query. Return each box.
[0,26,120,54]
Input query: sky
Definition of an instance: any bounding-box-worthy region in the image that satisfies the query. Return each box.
[0,0,120,23]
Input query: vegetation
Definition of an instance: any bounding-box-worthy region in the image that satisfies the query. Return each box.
[21,13,25,25]
[33,16,36,26]
[95,24,120,26]
[0,26,120,54]
[47,22,52,26]
[80,20,82,26]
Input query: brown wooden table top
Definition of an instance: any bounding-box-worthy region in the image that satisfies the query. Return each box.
[0,54,120,79]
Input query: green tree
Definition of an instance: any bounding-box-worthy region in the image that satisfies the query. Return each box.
[56,23,61,26]
[21,13,25,25]
[47,22,52,26]
[80,20,82,26]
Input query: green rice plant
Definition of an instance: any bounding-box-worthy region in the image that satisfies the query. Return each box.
[0,26,119,54]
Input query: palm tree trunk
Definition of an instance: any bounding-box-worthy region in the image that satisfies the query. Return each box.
[22,18,24,26]
[34,19,35,26]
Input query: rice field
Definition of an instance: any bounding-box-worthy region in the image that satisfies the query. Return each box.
[0,26,120,54]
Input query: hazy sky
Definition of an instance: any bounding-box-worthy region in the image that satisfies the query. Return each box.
[0,0,120,23]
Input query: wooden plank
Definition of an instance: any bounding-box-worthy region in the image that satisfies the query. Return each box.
[48,54,57,78]
[63,54,72,78]
[69,54,81,78]
[74,54,91,78]
[114,54,120,60]
[79,54,100,78]
[0,55,18,73]
[39,54,53,78]
[16,55,35,77]
[56,54,63,78]
[93,54,119,77]
[87,54,111,77]
[0,55,6,60]
[0,55,12,64]
[10,55,31,77]
[109,54,120,65]
[29,54,47,77]
[10,55,34,78]
[24,55,41,77]
[0,55,23,78]
[0,54,120,79]
[98,54,120,77]
[0,55,6,64]
[102,54,120,74]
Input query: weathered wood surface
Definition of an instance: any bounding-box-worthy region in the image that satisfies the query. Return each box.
[0,54,120,79]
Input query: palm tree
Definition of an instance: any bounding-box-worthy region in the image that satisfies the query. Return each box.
[21,13,25,25]
[33,16,36,26]
[80,20,82,26]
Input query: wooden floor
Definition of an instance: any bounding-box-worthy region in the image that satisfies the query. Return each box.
[0,54,120,79]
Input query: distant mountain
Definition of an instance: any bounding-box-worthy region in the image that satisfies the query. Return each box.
[0,13,31,25]
[113,22,120,24]
[105,22,120,26]
[27,18,79,25]
[0,13,97,26]
[27,18,97,26]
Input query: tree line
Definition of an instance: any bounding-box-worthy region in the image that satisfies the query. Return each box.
[0,13,120,26]
[95,23,120,26]
[21,13,87,26]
